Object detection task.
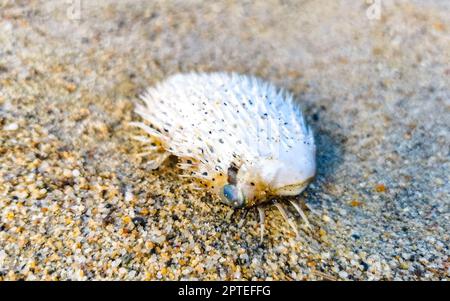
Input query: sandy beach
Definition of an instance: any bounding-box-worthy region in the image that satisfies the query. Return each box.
[0,0,449,280]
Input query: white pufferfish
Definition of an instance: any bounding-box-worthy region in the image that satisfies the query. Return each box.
[130,72,316,241]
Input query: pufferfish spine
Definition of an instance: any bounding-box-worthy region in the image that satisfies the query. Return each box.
[131,72,316,240]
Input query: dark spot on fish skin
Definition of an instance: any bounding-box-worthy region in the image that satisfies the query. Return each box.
[227,165,239,185]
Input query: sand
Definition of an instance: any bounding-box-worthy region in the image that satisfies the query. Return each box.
[0,0,448,280]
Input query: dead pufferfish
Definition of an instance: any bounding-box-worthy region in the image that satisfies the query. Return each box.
[130,72,316,241]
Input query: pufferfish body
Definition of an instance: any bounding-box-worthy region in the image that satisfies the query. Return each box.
[131,72,316,238]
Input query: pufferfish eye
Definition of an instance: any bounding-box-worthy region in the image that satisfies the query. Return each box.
[220,184,246,208]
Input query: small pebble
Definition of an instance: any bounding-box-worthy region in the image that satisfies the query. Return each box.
[3,123,18,131]
[72,169,80,177]
[132,216,146,227]
[339,271,348,279]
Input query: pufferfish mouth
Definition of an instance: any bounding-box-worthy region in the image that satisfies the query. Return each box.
[272,176,314,196]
